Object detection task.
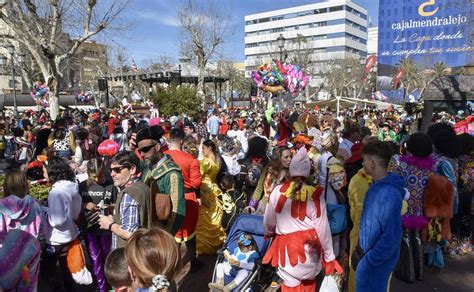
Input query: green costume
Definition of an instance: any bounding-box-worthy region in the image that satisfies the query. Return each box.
[141,156,185,235]
[376,129,400,143]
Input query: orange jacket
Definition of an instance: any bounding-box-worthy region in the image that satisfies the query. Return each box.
[165,149,202,191]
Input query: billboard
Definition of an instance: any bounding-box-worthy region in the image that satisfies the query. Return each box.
[378,0,473,76]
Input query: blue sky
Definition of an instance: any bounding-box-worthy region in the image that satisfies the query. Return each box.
[118,0,379,66]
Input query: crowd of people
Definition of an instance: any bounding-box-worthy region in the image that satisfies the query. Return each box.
[0,102,472,292]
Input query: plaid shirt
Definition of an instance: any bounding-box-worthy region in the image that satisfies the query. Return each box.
[112,193,140,250]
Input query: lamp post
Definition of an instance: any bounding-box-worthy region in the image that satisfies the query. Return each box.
[0,45,25,118]
[276,34,286,108]
[277,34,286,61]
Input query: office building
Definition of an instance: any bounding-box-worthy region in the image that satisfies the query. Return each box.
[367,26,378,55]
[244,0,368,86]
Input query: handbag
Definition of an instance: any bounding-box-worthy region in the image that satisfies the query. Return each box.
[350,243,365,271]
[324,156,348,235]
[320,275,340,292]
[394,231,416,283]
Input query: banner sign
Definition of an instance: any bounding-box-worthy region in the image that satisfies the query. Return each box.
[378,0,473,76]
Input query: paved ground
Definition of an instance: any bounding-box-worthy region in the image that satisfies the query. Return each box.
[2,159,473,292]
[180,253,474,292]
[391,253,474,292]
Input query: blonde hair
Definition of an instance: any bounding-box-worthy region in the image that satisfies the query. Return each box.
[125,227,181,291]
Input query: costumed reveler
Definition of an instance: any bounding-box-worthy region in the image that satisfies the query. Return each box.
[263,147,342,291]
[390,133,434,281]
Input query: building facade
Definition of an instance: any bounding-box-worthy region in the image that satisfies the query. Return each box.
[367,26,378,55]
[244,0,368,86]
[71,40,108,92]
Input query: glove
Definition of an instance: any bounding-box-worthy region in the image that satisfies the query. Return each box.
[324,259,343,275]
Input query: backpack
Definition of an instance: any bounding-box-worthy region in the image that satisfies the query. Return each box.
[245,158,264,188]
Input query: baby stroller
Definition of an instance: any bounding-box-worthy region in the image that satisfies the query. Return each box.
[211,214,272,292]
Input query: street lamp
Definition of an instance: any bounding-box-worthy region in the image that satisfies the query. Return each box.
[1,45,25,118]
[277,33,286,61]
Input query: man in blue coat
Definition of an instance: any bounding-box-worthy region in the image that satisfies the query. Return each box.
[356,140,405,292]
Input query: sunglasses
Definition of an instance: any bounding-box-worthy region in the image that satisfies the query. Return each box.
[138,143,157,154]
[110,166,127,174]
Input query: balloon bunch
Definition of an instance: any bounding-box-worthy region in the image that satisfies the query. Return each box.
[251,60,311,96]
[76,91,94,104]
[31,81,49,107]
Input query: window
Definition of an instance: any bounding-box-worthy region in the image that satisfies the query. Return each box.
[245,43,258,48]
[329,6,343,12]
[328,32,345,39]
[246,31,257,37]
[299,24,311,30]
[297,11,313,17]
[313,48,327,53]
[271,16,283,21]
[9,80,15,88]
[272,27,283,33]
[314,8,327,14]
[313,34,327,40]
[314,21,327,27]
[259,18,270,23]
[245,20,257,25]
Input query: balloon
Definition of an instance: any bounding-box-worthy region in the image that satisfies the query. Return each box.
[252,61,311,95]
[98,139,119,157]
[263,85,284,94]
[276,60,287,75]
[273,65,286,84]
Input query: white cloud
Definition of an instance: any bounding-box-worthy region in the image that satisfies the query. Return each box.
[132,9,180,27]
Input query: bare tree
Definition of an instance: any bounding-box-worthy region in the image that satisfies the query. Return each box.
[285,34,313,73]
[178,0,232,97]
[0,0,129,119]
[322,58,366,98]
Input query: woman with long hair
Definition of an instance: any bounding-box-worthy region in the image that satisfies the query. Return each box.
[196,140,226,255]
[318,130,346,257]
[125,227,182,292]
[238,136,270,203]
[263,147,341,291]
[250,146,291,214]
[48,118,76,160]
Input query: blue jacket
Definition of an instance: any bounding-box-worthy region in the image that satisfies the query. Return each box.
[356,172,405,292]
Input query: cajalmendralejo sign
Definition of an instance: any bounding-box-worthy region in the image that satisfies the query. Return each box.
[378,0,473,75]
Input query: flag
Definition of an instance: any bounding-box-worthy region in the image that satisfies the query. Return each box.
[131,58,138,73]
[364,55,377,74]
[393,68,404,89]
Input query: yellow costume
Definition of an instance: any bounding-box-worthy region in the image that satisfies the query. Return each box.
[348,169,407,292]
[348,169,372,292]
[196,157,226,255]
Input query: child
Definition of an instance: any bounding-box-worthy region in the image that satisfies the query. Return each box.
[81,158,117,292]
[218,175,246,231]
[125,227,181,292]
[208,233,259,292]
[105,248,132,292]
